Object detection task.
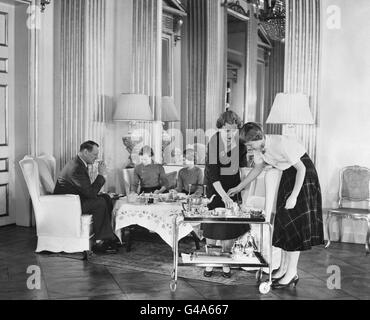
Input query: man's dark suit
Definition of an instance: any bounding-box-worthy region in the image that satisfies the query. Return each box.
[54,156,115,241]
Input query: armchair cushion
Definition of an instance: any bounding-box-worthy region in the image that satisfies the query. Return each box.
[38,195,82,237]
[36,158,55,195]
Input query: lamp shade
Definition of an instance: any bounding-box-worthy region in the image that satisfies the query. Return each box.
[113,94,153,121]
[266,93,314,125]
[161,96,180,122]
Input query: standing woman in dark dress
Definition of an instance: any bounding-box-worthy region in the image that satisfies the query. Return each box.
[203,110,250,278]
[228,123,324,289]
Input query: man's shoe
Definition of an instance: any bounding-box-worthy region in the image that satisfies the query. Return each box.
[110,236,123,248]
[105,241,119,253]
[92,242,107,254]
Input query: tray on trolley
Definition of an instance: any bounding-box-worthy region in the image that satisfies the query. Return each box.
[171,209,273,294]
[182,213,266,223]
[180,252,269,268]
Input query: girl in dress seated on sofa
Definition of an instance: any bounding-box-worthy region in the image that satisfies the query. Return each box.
[131,146,167,194]
[173,149,204,196]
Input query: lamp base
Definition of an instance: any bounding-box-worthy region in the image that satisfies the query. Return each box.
[122,134,143,168]
[282,124,297,137]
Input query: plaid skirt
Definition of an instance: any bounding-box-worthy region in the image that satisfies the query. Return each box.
[272,154,324,251]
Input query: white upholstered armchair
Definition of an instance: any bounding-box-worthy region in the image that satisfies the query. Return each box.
[19,155,93,254]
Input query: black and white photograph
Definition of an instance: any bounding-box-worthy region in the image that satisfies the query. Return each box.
[0,0,369,304]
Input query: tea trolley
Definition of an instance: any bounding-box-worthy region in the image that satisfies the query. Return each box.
[170,210,274,294]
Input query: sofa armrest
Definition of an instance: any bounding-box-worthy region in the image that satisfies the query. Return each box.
[37,195,83,238]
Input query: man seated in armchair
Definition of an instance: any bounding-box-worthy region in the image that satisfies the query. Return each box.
[54,140,119,254]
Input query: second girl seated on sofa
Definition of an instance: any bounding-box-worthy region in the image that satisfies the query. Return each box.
[172,148,204,196]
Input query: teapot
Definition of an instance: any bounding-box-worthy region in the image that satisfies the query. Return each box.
[181,194,216,212]
[201,194,216,206]
[231,240,245,259]
[244,232,258,254]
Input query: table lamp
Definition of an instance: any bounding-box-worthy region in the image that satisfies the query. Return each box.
[113,94,153,167]
[161,96,180,123]
[266,93,314,136]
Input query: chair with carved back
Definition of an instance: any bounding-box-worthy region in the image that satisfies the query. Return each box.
[325,165,370,254]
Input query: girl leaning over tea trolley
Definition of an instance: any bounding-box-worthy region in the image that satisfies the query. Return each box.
[228,122,324,289]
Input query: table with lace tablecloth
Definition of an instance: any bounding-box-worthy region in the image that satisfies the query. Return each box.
[112,198,195,248]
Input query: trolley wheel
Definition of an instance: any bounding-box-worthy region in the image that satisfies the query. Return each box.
[259,281,271,295]
[255,269,263,283]
[170,280,177,292]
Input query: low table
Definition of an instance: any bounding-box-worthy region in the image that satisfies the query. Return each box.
[112,197,195,248]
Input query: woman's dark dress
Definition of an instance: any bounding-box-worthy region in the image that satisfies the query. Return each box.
[202,132,250,240]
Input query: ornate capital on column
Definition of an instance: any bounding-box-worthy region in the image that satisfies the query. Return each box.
[40,0,51,13]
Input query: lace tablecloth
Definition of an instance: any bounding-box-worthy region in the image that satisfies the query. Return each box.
[113,198,194,248]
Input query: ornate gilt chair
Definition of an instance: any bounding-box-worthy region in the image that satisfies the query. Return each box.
[19,155,93,256]
[325,165,370,254]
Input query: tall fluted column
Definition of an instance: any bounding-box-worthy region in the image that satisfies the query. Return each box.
[182,0,225,133]
[182,0,207,132]
[57,0,106,168]
[265,40,285,135]
[245,14,259,122]
[284,0,320,162]
[131,0,162,162]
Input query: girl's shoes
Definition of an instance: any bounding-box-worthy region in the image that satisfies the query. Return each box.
[203,269,232,278]
[222,270,232,278]
[203,269,213,277]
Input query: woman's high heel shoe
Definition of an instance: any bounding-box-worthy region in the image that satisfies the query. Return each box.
[271,275,285,283]
[271,275,299,289]
[271,269,286,283]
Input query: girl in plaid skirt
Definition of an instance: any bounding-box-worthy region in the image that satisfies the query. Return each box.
[228,123,324,289]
